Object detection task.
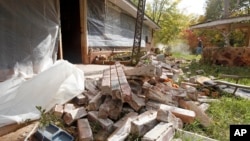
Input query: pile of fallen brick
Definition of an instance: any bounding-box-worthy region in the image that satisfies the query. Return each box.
[45,55,219,141]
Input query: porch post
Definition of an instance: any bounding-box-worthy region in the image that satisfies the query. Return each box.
[56,0,63,59]
[80,0,89,64]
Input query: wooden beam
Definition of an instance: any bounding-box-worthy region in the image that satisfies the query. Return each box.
[56,0,63,59]
[58,28,63,60]
[214,80,250,95]
[0,121,36,137]
[80,0,89,64]
[190,15,250,29]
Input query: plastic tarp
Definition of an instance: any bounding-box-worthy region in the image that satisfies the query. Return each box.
[87,0,151,47]
[0,60,85,127]
[0,0,60,82]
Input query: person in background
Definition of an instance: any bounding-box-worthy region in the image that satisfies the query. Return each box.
[196,37,203,55]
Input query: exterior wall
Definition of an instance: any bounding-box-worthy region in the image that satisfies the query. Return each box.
[0,0,59,81]
[87,0,154,63]
[201,47,250,66]
[87,0,152,48]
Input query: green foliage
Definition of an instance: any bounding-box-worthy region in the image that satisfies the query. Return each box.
[173,53,250,140]
[145,0,190,45]
[230,0,250,16]
[188,61,250,85]
[199,0,249,48]
[36,106,64,129]
[205,0,223,20]
[130,0,139,6]
[229,29,246,47]
[203,96,250,140]
[172,52,201,61]
[205,0,250,20]
[190,27,248,48]
[155,11,189,44]
[89,121,102,134]
[126,134,141,141]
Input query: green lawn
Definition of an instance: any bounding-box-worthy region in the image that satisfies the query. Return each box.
[173,52,250,140]
[172,52,250,85]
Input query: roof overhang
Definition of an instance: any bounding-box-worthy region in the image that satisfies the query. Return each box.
[108,0,161,30]
[190,15,250,30]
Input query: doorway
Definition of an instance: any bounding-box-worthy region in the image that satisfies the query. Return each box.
[60,0,82,63]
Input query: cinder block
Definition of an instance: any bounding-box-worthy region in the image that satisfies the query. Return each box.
[131,110,158,136]
[74,94,88,105]
[64,103,75,113]
[113,112,138,130]
[142,122,174,141]
[63,107,87,125]
[53,104,64,118]
[126,93,145,111]
[88,111,114,132]
[98,96,123,120]
[87,92,104,111]
[77,118,93,141]
[157,109,183,129]
[107,118,133,141]
[147,101,195,123]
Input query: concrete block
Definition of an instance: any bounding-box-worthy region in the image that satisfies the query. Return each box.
[145,87,172,105]
[131,110,158,136]
[101,75,111,94]
[198,103,210,112]
[77,118,93,141]
[53,104,64,118]
[147,101,195,123]
[179,100,212,127]
[142,122,174,141]
[98,96,123,120]
[74,94,88,105]
[88,111,114,132]
[113,112,138,130]
[87,92,104,111]
[157,109,183,129]
[126,93,145,111]
[63,103,75,113]
[124,65,160,77]
[107,118,133,141]
[63,107,87,125]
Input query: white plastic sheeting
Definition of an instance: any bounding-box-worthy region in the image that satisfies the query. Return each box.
[0,60,85,127]
[0,0,60,81]
[87,0,151,47]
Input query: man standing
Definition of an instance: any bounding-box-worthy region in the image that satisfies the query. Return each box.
[196,37,203,55]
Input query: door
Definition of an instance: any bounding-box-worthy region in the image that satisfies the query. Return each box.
[60,0,82,63]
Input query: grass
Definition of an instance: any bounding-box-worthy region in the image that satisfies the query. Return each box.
[172,52,250,141]
[172,52,250,85]
[188,60,250,86]
[171,52,201,61]
[182,94,250,141]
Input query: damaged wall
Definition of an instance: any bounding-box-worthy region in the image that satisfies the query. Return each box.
[0,0,60,81]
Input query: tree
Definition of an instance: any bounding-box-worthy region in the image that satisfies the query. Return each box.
[202,0,249,47]
[230,0,250,16]
[145,0,190,45]
[205,0,223,20]
[130,0,139,6]
[205,0,250,20]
